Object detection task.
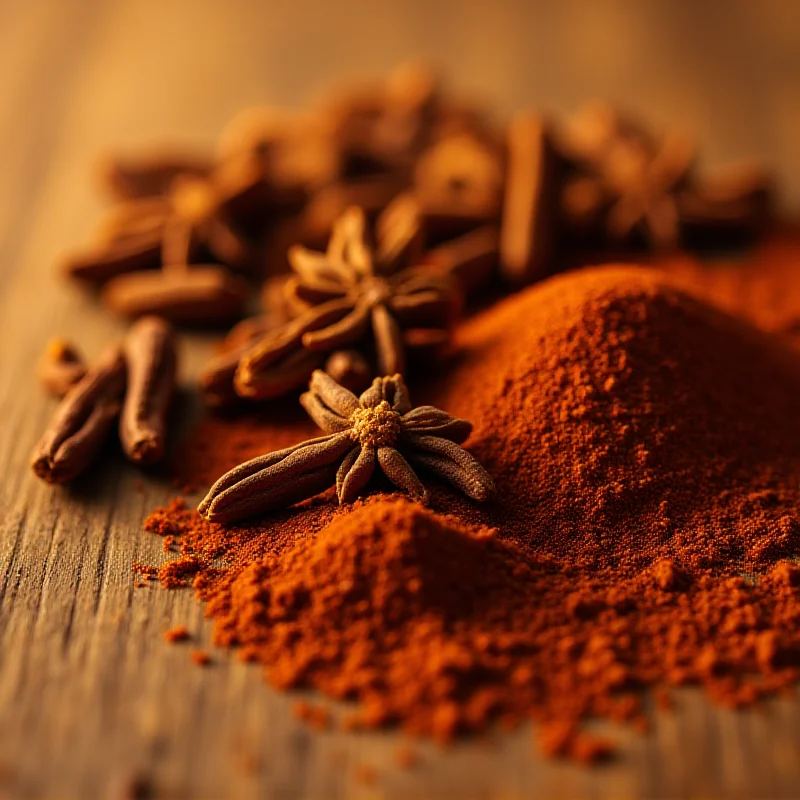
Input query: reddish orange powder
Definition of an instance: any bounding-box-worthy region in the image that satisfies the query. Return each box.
[144,241,800,759]
[163,626,190,643]
[186,497,800,747]
[190,650,211,667]
[291,701,331,731]
[428,265,800,574]
[654,225,800,340]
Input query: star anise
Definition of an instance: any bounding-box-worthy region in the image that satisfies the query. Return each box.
[64,164,261,285]
[559,102,695,250]
[321,60,440,176]
[602,131,695,250]
[199,371,494,524]
[97,150,213,201]
[118,172,254,270]
[234,200,461,400]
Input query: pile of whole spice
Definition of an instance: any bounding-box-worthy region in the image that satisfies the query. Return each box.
[31,317,178,482]
[58,61,772,339]
[144,249,800,759]
[26,59,799,766]
[32,64,778,482]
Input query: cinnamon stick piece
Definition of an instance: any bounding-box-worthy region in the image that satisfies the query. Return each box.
[120,316,178,465]
[102,266,248,326]
[500,112,561,285]
[31,346,126,484]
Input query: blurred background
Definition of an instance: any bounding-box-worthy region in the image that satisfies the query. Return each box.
[2,0,800,227]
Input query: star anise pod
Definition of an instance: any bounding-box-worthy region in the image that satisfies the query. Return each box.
[559,102,695,250]
[234,200,461,400]
[97,150,213,201]
[321,60,443,177]
[199,371,494,524]
[64,164,260,285]
[558,102,773,251]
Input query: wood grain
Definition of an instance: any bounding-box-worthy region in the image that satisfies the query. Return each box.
[1,1,800,797]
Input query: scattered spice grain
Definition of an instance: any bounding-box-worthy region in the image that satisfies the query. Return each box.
[132,563,158,579]
[292,701,331,731]
[191,650,211,667]
[158,556,207,589]
[163,626,190,644]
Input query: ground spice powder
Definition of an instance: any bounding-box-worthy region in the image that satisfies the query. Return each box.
[145,236,800,760]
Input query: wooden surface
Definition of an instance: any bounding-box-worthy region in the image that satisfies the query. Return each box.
[2,1,800,797]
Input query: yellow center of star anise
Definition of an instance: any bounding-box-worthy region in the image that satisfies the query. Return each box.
[360,277,392,307]
[171,177,217,223]
[348,401,402,447]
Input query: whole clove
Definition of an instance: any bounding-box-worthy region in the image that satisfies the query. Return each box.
[31,346,126,483]
[102,267,248,326]
[62,232,163,286]
[120,316,178,465]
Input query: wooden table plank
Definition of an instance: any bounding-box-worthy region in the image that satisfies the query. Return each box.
[1,1,800,797]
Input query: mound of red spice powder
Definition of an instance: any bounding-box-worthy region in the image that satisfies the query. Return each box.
[653,225,800,341]
[146,251,800,760]
[430,264,800,573]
